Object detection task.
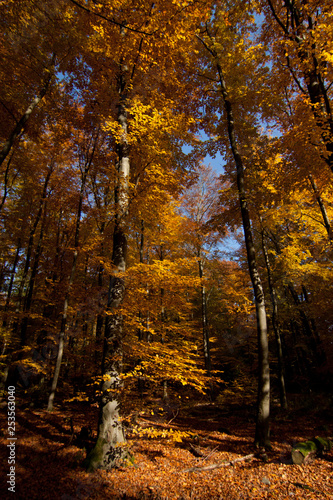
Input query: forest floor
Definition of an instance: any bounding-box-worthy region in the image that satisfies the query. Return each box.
[0,394,333,500]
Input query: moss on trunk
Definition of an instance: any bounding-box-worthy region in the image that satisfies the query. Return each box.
[291,437,332,464]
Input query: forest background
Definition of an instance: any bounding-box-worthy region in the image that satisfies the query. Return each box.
[0,0,333,491]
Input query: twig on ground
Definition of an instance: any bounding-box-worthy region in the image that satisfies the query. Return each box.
[200,446,219,462]
[180,453,256,473]
[167,409,179,424]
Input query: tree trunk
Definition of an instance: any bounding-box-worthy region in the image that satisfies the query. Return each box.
[0,152,16,213]
[159,245,169,401]
[0,70,53,168]
[47,133,98,411]
[85,70,130,469]
[137,219,145,342]
[20,207,47,346]
[16,165,53,320]
[94,220,106,371]
[308,174,332,242]
[85,251,127,470]
[197,28,270,445]
[261,224,287,410]
[47,248,78,412]
[211,46,270,448]
[3,238,21,325]
[198,253,211,373]
[292,437,332,465]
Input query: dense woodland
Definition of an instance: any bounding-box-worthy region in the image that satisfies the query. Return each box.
[1,0,333,497]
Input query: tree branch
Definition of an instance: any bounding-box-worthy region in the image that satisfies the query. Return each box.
[266,0,289,35]
[180,453,255,472]
[68,0,155,34]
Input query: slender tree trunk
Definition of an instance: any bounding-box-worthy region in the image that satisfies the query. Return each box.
[146,247,151,343]
[1,238,21,385]
[0,151,17,213]
[137,219,145,342]
[308,174,332,241]
[90,217,106,371]
[20,207,47,346]
[3,238,21,317]
[47,253,78,412]
[16,165,53,332]
[204,40,270,447]
[47,133,98,411]
[0,70,53,168]
[261,224,287,410]
[159,244,169,402]
[198,252,211,373]
[139,219,144,264]
[94,270,105,372]
[136,221,150,395]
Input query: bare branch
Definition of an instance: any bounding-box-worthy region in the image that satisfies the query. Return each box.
[180,453,256,473]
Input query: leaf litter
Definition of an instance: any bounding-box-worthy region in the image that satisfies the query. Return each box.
[0,399,332,499]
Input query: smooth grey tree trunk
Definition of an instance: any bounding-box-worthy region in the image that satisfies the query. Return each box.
[198,253,211,373]
[197,31,270,447]
[216,56,270,449]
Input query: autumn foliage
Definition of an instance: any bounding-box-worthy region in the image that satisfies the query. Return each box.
[1,0,333,496]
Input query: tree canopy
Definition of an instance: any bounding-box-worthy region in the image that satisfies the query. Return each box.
[1,0,333,476]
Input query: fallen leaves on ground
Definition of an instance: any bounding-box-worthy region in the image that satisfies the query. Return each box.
[0,400,332,499]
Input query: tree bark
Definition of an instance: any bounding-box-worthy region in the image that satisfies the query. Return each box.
[198,253,211,373]
[291,437,332,465]
[85,68,130,469]
[199,36,270,447]
[308,174,332,242]
[85,232,128,470]
[261,224,287,409]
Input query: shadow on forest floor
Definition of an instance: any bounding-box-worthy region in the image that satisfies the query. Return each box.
[0,395,332,499]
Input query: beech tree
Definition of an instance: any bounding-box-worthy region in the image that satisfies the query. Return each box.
[76,0,211,470]
[2,0,333,477]
[193,2,272,447]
